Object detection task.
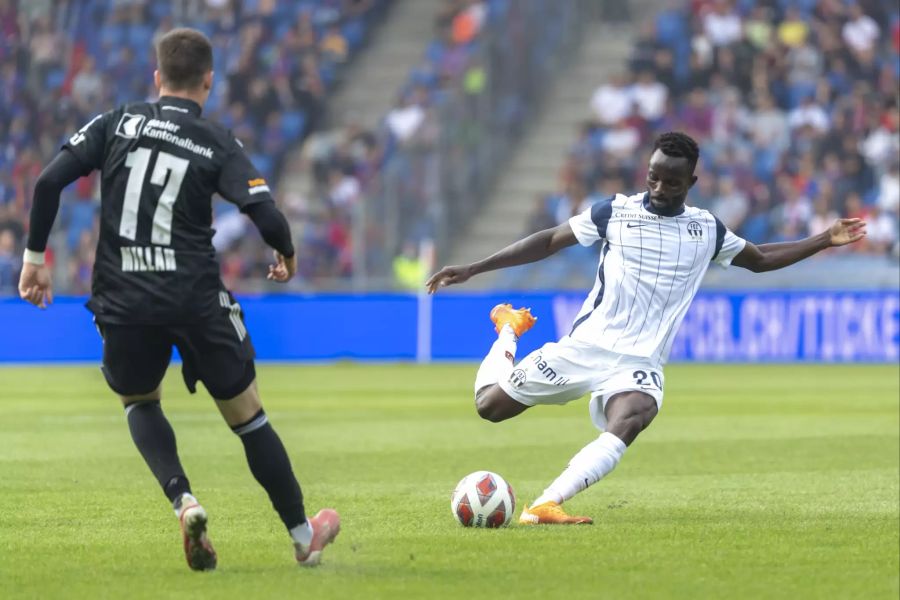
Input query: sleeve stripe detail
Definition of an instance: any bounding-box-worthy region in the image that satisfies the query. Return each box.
[713,215,726,260]
[590,195,615,239]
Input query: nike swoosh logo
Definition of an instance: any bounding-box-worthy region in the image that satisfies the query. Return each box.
[626,222,649,228]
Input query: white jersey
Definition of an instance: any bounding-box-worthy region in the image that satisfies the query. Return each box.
[567,191,746,363]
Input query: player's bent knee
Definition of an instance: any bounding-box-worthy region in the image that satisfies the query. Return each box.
[475,398,504,422]
[604,392,658,445]
[118,386,162,406]
[474,386,527,423]
[215,379,263,428]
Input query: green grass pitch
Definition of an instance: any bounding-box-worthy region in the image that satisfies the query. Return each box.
[1,363,897,599]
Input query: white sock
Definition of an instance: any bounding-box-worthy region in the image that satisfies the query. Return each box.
[290,521,314,547]
[474,324,518,392]
[172,492,198,518]
[531,432,627,506]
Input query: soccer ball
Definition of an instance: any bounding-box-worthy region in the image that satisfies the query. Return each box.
[450,471,515,528]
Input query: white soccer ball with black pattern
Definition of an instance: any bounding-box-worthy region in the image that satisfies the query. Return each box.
[450,471,515,528]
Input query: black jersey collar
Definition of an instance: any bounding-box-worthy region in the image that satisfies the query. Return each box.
[642,192,685,217]
[158,96,203,116]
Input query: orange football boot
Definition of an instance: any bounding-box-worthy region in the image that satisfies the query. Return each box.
[518,501,593,525]
[177,499,217,571]
[489,304,537,337]
[295,509,341,567]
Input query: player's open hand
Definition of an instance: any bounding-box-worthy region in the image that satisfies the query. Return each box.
[267,251,296,283]
[18,263,53,309]
[426,265,473,294]
[829,218,867,247]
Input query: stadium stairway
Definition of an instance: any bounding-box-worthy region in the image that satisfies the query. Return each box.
[326,0,444,129]
[279,0,443,200]
[446,19,636,289]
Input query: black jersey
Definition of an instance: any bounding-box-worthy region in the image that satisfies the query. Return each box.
[63,96,274,325]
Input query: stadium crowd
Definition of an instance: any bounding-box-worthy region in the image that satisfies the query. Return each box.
[0,0,388,294]
[289,0,560,287]
[527,0,899,261]
[2,1,897,295]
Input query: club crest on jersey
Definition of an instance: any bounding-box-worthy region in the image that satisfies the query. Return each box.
[509,369,527,389]
[687,221,703,239]
[115,113,146,139]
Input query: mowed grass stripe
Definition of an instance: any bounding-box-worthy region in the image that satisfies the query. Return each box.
[0,364,897,600]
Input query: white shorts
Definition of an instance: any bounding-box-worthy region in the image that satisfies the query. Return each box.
[497,336,664,431]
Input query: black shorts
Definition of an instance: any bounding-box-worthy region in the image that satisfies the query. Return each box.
[96,292,256,400]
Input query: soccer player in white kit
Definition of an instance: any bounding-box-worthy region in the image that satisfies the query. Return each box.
[426,132,867,524]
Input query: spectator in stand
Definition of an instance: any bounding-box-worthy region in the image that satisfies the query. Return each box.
[320,25,349,63]
[386,90,427,143]
[843,2,880,57]
[524,0,898,267]
[702,0,742,47]
[878,161,900,214]
[0,228,17,293]
[744,5,773,51]
[788,95,830,134]
[0,0,389,294]
[679,87,713,139]
[631,70,669,125]
[392,241,426,290]
[590,73,633,126]
[865,204,898,255]
[777,6,810,49]
[601,118,641,164]
[71,56,104,114]
[525,194,557,235]
[711,174,749,231]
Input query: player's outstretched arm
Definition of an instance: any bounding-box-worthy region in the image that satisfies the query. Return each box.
[731,218,867,273]
[426,222,578,294]
[19,149,87,309]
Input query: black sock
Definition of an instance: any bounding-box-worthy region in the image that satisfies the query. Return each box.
[125,401,191,503]
[232,410,306,529]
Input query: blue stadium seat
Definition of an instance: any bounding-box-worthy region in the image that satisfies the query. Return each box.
[275,20,293,40]
[740,213,771,243]
[788,83,817,109]
[778,0,818,17]
[319,61,337,87]
[342,19,365,51]
[128,24,155,51]
[100,25,127,48]
[44,68,67,91]
[250,153,275,180]
[65,202,98,250]
[281,110,307,140]
[655,10,688,47]
[425,40,447,65]
[487,0,510,20]
[150,2,171,21]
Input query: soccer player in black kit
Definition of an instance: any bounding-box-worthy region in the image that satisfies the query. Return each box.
[17,28,339,570]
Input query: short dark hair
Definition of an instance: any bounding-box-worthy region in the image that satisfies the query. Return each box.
[652,132,699,173]
[156,28,213,91]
